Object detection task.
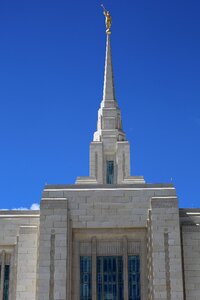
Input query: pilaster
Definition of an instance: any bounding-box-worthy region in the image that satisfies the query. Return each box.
[36,199,70,300]
[148,197,184,300]
[16,226,38,300]
[0,250,5,299]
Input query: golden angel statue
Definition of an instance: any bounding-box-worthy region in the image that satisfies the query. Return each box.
[101,4,112,34]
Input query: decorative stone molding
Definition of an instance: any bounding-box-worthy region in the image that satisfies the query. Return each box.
[182,225,200,232]
[79,241,92,255]
[128,240,141,254]
[97,240,122,255]
[79,238,141,256]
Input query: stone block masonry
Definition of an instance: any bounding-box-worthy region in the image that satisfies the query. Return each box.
[36,199,69,300]
[16,226,38,300]
[182,225,200,300]
[148,197,184,300]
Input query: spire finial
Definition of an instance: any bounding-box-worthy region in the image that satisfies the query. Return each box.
[101,4,112,34]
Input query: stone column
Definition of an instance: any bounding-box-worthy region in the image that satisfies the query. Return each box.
[123,236,128,300]
[6,253,12,300]
[181,225,200,300]
[92,237,97,300]
[90,142,103,183]
[147,213,154,300]
[0,250,5,299]
[13,239,19,300]
[149,197,184,300]
[73,240,80,300]
[116,142,131,183]
[16,226,38,300]
[36,199,69,300]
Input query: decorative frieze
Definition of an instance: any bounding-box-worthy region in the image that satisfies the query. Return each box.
[128,240,141,254]
[79,241,92,256]
[79,238,141,256]
[97,240,122,255]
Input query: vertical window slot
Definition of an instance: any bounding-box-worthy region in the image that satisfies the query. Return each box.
[106,161,114,184]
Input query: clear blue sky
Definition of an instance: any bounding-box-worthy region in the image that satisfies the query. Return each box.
[0,0,199,209]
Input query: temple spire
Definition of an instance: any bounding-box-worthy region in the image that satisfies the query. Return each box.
[75,7,145,185]
[103,35,116,101]
[93,7,125,141]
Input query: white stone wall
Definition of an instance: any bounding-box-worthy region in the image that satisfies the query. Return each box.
[148,197,184,300]
[182,226,200,300]
[42,185,176,229]
[16,226,38,300]
[0,212,39,300]
[0,212,39,246]
[90,142,103,183]
[37,200,69,300]
[116,141,131,183]
[40,184,184,299]
[2,186,197,300]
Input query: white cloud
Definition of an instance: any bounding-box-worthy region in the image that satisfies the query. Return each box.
[0,203,40,211]
[12,207,28,210]
[30,203,40,210]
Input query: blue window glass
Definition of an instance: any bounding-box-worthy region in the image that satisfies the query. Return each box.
[106,161,114,184]
[80,256,92,300]
[97,256,124,300]
[3,265,10,300]
[128,256,140,300]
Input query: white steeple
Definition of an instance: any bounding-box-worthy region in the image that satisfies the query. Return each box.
[103,34,116,101]
[93,34,126,143]
[76,13,144,185]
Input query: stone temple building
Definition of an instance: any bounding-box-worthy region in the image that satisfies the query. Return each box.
[0,18,200,300]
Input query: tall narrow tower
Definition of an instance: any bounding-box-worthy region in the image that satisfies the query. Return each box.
[76,11,144,185]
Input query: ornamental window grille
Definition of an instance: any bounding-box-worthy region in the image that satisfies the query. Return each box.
[97,256,124,300]
[80,256,92,300]
[128,256,140,300]
[80,255,141,300]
